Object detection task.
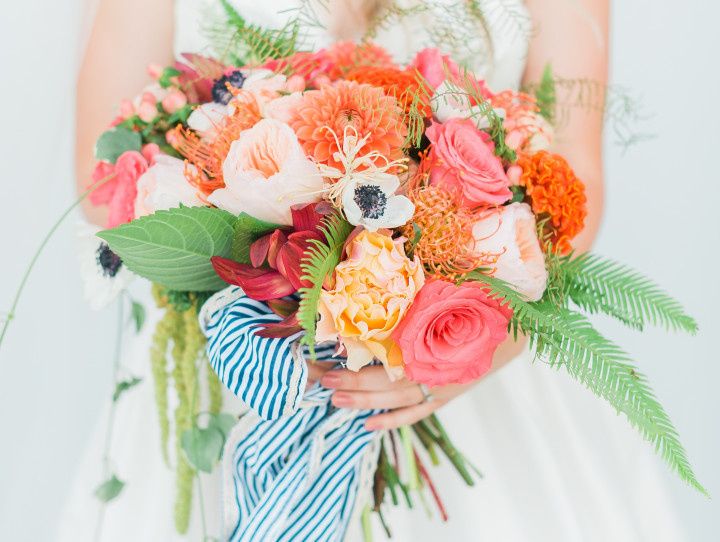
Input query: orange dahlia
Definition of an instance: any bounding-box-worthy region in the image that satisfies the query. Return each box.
[345,66,432,116]
[289,80,407,171]
[517,151,587,253]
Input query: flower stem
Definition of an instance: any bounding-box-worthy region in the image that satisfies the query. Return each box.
[0,172,116,355]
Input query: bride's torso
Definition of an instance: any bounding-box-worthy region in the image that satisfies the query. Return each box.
[174,0,530,91]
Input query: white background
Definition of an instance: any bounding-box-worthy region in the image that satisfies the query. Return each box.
[0,0,718,540]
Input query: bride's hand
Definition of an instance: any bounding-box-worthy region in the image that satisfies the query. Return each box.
[320,365,472,430]
[319,336,527,430]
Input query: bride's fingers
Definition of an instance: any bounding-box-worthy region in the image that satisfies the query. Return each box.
[306,362,334,387]
[321,366,414,392]
[330,386,425,410]
[363,399,444,431]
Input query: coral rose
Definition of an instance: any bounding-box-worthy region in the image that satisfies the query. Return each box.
[427,119,511,207]
[316,230,425,373]
[472,203,548,301]
[409,47,461,89]
[392,279,512,386]
[209,119,324,225]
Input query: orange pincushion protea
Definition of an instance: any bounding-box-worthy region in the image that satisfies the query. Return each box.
[345,66,432,116]
[169,91,261,196]
[289,80,407,171]
[517,151,587,253]
[400,157,501,279]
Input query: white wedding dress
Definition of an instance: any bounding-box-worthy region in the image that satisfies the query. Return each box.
[56,1,688,541]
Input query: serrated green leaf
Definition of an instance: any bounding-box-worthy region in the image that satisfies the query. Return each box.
[98,207,237,291]
[94,474,125,502]
[130,300,146,333]
[112,376,142,402]
[230,213,283,263]
[181,426,224,473]
[95,127,142,163]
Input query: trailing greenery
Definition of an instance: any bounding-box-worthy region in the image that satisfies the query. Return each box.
[297,213,354,358]
[549,252,698,334]
[464,270,706,495]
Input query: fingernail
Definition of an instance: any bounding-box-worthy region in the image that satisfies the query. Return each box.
[332,392,353,407]
[321,372,342,388]
[365,420,380,431]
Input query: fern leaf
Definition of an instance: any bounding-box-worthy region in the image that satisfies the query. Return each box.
[535,63,556,123]
[207,0,300,65]
[296,214,353,358]
[465,272,707,495]
[555,253,698,334]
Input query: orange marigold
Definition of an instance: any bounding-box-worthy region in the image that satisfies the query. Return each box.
[325,41,396,79]
[345,66,432,116]
[289,80,407,171]
[517,151,587,253]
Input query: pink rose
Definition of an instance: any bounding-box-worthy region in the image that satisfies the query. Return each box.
[392,279,512,386]
[137,92,158,122]
[410,48,461,89]
[427,119,511,207]
[89,151,149,228]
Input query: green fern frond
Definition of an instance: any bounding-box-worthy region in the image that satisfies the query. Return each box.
[535,63,556,124]
[464,271,707,495]
[206,0,300,65]
[297,214,353,358]
[551,253,698,334]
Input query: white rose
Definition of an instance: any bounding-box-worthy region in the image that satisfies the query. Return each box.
[134,155,205,218]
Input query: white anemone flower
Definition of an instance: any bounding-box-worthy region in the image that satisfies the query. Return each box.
[77,225,134,310]
[341,173,415,231]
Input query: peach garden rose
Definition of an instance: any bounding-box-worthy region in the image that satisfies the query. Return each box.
[316,230,425,373]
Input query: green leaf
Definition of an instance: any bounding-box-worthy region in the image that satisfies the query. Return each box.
[535,63,556,124]
[407,223,422,257]
[94,475,125,502]
[112,376,142,402]
[297,214,354,358]
[206,412,238,441]
[98,207,237,291]
[94,127,142,163]
[230,213,283,264]
[465,271,707,496]
[158,66,182,89]
[130,300,146,333]
[181,426,224,473]
[509,185,526,204]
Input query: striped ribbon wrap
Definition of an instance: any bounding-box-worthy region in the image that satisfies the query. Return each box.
[200,287,383,542]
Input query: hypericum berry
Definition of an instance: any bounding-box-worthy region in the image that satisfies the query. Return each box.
[353,184,387,220]
[211,70,246,105]
[96,243,123,278]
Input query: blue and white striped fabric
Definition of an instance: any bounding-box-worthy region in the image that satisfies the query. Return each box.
[201,287,382,542]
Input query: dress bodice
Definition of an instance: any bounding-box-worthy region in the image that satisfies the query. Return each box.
[174,0,530,91]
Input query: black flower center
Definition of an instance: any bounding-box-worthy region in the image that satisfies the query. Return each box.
[211,70,246,105]
[96,243,123,278]
[353,185,387,220]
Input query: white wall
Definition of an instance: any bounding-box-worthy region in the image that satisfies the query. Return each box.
[0,1,718,540]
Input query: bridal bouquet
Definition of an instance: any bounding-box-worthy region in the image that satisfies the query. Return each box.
[84,5,704,539]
